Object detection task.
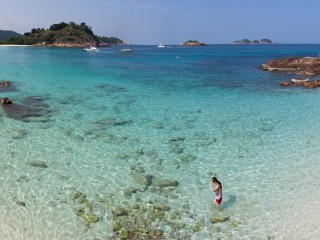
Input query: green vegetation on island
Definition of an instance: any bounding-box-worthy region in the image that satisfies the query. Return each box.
[233,38,274,44]
[0,30,23,42]
[0,22,124,47]
[98,36,124,45]
[181,40,206,46]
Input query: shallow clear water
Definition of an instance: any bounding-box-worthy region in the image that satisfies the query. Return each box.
[0,45,319,239]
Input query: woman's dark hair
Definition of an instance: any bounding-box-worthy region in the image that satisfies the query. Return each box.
[212,176,222,188]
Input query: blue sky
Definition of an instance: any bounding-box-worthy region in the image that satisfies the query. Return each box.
[1,0,320,44]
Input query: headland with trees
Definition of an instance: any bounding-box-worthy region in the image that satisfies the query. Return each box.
[0,22,124,47]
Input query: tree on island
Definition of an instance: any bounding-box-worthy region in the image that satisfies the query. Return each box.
[241,39,252,44]
[233,38,274,44]
[1,22,124,47]
[260,38,272,44]
[0,30,22,42]
[181,40,206,46]
[98,36,124,45]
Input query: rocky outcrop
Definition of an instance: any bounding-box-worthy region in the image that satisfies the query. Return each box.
[0,80,10,87]
[280,78,320,89]
[34,41,110,48]
[1,97,12,105]
[1,96,51,122]
[181,40,206,46]
[262,57,320,76]
[0,80,14,92]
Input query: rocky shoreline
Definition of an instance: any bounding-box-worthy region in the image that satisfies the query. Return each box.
[33,42,109,47]
[262,56,320,76]
[261,56,320,89]
[280,78,320,89]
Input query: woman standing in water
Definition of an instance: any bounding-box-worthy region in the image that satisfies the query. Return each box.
[211,176,222,206]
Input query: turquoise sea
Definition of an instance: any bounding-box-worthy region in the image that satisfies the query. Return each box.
[0,44,320,239]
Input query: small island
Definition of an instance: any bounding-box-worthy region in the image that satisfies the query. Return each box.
[0,22,124,47]
[180,40,206,46]
[233,38,274,44]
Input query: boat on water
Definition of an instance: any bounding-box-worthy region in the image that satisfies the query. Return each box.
[157,44,166,48]
[83,46,100,52]
[120,49,132,53]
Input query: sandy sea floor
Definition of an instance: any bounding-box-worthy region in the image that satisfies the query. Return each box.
[0,45,320,239]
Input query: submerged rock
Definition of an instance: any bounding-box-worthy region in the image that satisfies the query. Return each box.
[63,188,101,228]
[0,80,15,92]
[132,174,153,191]
[130,165,145,173]
[149,229,163,238]
[211,216,230,224]
[168,143,184,154]
[95,83,127,93]
[192,221,202,232]
[80,212,99,227]
[112,207,128,216]
[22,96,50,109]
[28,160,48,168]
[152,123,164,129]
[0,80,10,87]
[118,229,129,239]
[123,186,138,197]
[1,97,12,105]
[116,153,130,159]
[112,221,122,232]
[17,175,30,183]
[1,96,51,122]
[97,117,133,127]
[15,200,27,207]
[169,136,185,142]
[153,204,170,211]
[180,154,197,164]
[11,129,27,139]
[154,179,179,188]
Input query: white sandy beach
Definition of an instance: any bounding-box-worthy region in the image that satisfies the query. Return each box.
[0,45,31,47]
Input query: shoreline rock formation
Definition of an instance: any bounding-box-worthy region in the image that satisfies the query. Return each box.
[280,78,320,89]
[262,56,320,76]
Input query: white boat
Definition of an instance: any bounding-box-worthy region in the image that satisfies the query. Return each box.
[120,49,132,53]
[157,44,166,48]
[83,46,100,52]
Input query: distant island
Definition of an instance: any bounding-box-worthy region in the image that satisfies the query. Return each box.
[0,30,23,42]
[233,38,275,44]
[0,22,125,47]
[181,40,206,46]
